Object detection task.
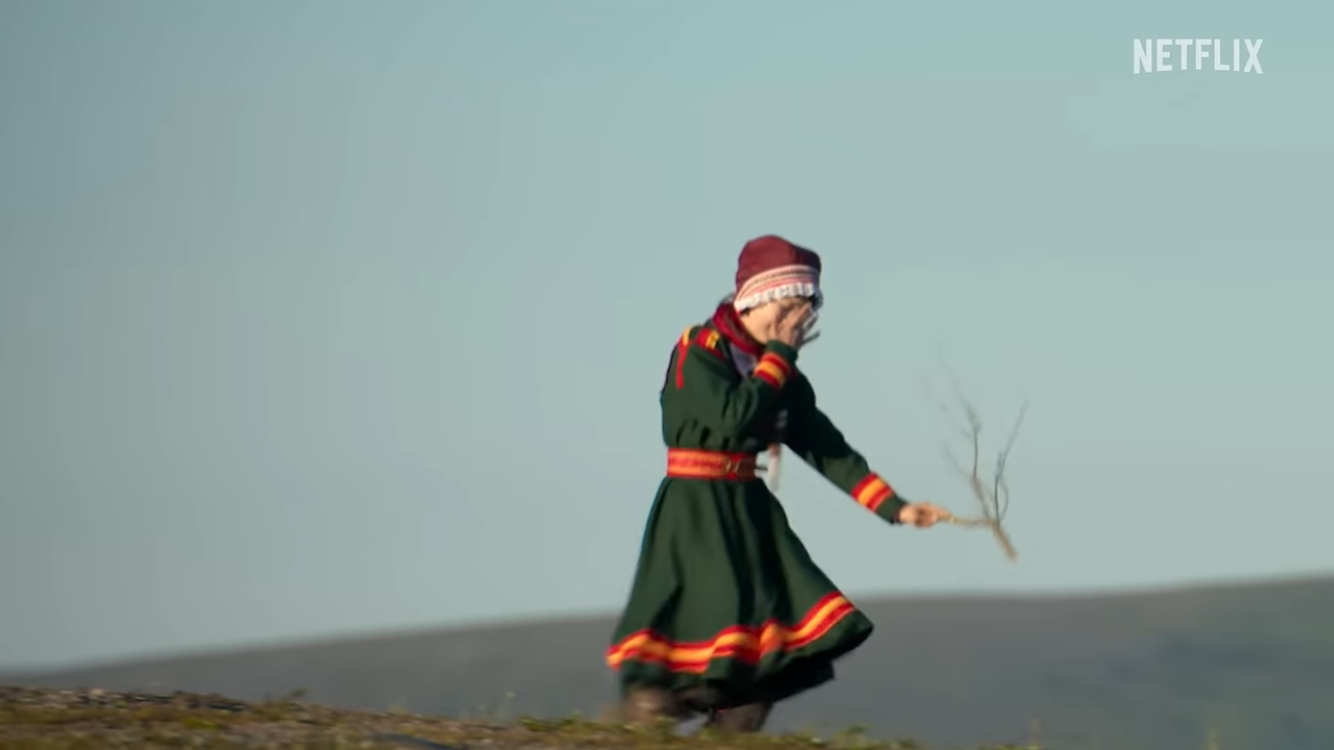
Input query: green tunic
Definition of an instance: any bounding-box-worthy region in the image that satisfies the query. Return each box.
[607,305,910,710]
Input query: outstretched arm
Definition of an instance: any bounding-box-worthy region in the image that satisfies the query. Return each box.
[783,373,908,524]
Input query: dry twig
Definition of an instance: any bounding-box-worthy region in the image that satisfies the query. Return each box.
[925,369,1025,562]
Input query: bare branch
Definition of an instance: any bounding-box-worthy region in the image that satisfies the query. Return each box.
[930,372,1025,563]
[921,376,975,447]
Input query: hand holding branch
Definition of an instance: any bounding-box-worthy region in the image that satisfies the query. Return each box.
[895,501,953,528]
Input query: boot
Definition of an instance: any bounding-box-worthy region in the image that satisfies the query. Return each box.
[620,686,687,727]
[703,701,773,734]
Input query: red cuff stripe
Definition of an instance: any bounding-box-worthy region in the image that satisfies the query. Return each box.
[753,363,783,389]
[851,474,894,512]
[752,353,792,390]
[759,352,792,378]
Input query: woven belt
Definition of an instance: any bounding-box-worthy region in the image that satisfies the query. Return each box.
[666,448,759,481]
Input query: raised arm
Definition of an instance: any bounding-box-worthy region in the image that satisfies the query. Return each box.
[666,326,800,435]
[783,373,908,524]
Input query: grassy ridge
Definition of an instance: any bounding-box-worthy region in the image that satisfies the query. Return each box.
[0,687,1039,750]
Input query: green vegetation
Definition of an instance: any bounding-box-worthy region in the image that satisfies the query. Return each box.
[0,686,1041,750]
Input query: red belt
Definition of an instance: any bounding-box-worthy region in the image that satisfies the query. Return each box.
[666,448,759,481]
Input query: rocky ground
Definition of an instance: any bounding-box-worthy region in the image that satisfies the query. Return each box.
[0,686,1030,750]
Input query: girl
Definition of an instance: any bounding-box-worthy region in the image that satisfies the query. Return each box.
[606,235,949,733]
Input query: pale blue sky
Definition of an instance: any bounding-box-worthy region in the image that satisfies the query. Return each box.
[2,0,1330,670]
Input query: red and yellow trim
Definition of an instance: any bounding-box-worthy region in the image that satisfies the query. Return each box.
[695,328,722,352]
[673,326,726,388]
[666,448,758,481]
[751,351,792,390]
[851,473,894,512]
[606,593,858,673]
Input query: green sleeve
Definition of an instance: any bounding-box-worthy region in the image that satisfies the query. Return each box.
[671,327,800,435]
[783,373,908,524]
